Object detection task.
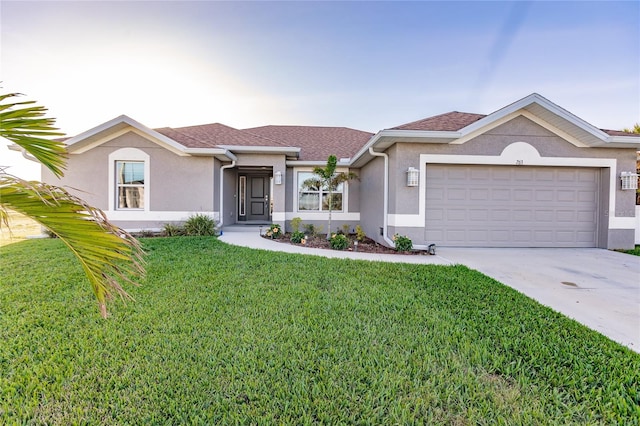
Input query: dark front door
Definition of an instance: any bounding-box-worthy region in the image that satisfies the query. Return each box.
[247,175,271,222]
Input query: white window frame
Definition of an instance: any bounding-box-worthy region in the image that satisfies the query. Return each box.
[294,168,349,213]
[108,148,150,212]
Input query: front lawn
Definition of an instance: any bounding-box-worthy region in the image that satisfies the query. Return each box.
[1,237,638,424]
[619,245,640,256]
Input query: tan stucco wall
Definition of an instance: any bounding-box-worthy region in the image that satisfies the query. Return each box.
[43,130,215,216]
[384,116,637,248]
[389,116,635,218]
[359,156,385,244]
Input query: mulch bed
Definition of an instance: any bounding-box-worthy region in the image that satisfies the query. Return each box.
[264,233,425,255]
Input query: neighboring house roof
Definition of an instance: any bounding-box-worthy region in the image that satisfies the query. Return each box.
[390,111,486,131]
[243,125,374,162]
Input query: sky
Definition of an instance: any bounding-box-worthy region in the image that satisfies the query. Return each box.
[1,0,639,179]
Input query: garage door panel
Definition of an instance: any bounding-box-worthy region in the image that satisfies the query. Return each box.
[491,210,511,221]
[512,210,533,221]
[469,209,488,221]
[513,230,532,241]
[470,189,489,200]
[425,165,598,247]
[492,189,510,201]
[448,188,467,200]
[557,190,575,202]
[556,210,575,222]
[578,191,596,202]
[447,210,466,221]
[577,231,596,242]
[535,190,554,202]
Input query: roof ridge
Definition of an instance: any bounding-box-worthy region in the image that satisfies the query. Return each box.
[246,124,371,132]
[156,126,219,148]
[390,111,487,131]
[239,128,294,147]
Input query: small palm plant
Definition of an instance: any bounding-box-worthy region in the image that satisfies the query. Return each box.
[0,92,144,318]
[302,155,357,239]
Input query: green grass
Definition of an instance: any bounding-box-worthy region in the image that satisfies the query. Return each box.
[1,237,639,424]
[618,245,640,256]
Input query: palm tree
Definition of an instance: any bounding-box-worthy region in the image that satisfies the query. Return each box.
[0,92,144,318]
[303,155,357,239]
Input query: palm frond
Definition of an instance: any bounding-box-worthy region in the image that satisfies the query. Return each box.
[0,174,145,318]
[0,92,66,177]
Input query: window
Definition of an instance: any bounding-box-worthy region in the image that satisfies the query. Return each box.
[239,176,246,216]
[297,171,343,211]
[116,161,145,209]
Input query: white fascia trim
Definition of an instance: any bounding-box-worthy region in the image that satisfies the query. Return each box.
[286,160,336,167]
[390,142,621,229]
[183,148,237,160]
[350,130,460,167]
[218,145,301,155]
[104,211,218,222]
[285,212,360,221]
[67,115,190,156]
[598,136,640,149]
[350,131,385,166]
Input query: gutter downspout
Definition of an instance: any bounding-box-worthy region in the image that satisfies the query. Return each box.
[368,147,395,247]
[219,160,236,228]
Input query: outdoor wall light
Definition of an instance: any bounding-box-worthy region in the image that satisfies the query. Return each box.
[620,172,639,190]
[274,171,282,185]
[406,167,419,187]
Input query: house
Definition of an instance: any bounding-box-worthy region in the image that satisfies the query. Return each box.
[43,93,640,249]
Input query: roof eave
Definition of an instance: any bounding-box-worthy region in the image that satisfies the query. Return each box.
[591,136,640,149]
[219,145,301,158]
[65,115,190,155]
[350,129,460,168]
[183,148,237,161]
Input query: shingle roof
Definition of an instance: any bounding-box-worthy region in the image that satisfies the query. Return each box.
[243,125,374,161]
[156,123,282,148]
[390,111,486,131]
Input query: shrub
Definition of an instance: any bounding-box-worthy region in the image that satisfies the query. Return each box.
[393,234,413,252]
[341,224,350,235]
[355,225,366,242]
[290,217,302,233]
[290,231,305,244]
[329,233,349,250]
[304,223,315,236]
[184,214,217,236]
[162,223,184,237]
[265,224,283,239]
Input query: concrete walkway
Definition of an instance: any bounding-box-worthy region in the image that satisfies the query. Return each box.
[218,231,640,353]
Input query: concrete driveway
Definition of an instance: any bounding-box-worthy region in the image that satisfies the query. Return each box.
[440,248,640,353]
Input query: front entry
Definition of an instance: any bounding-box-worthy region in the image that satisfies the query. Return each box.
[244,174,271,222]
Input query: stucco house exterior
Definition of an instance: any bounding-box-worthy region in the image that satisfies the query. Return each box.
[42,93,640,249]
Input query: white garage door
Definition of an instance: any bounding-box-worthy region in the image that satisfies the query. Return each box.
[425,165,599,247]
